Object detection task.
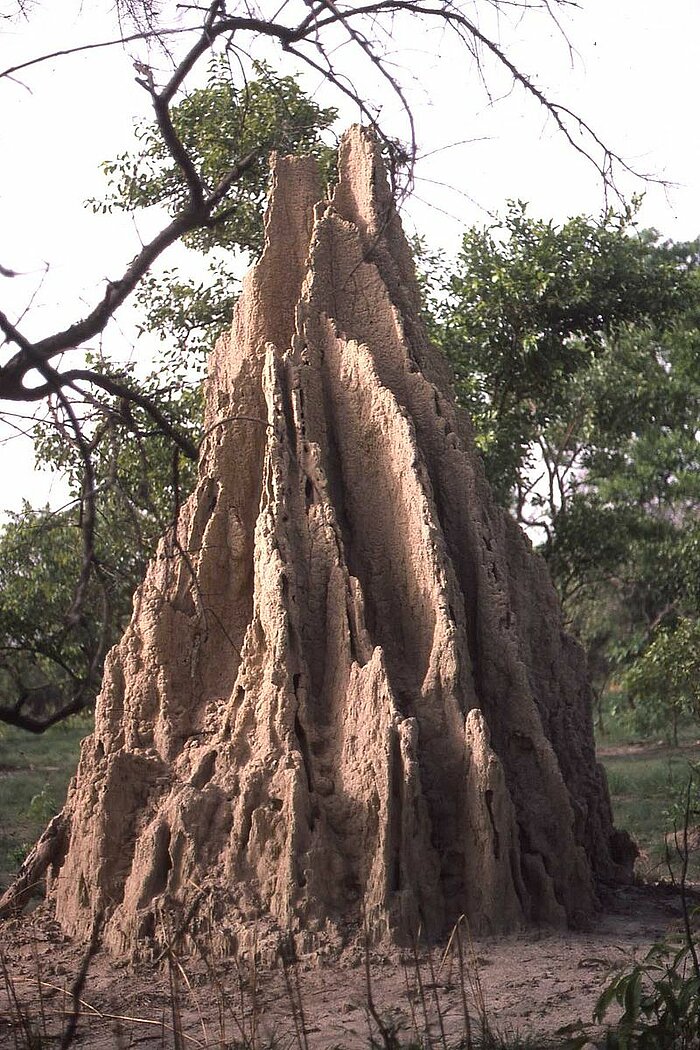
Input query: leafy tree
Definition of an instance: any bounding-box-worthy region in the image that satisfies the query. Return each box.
[99,58,337,370]
[546,282,700,737]
[436,202,690,507]
[425,206,700,738]
[97,59,337,257]
[0,358,202,729]
[624,618,700,745]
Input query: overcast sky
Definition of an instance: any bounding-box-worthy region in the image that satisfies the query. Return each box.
[1,0,699,513]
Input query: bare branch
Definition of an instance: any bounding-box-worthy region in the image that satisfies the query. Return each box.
[0,307,33,351]
[62,369,199,460]
[137,62,206,209]
[0,26,194,81]
[0,695,92,733]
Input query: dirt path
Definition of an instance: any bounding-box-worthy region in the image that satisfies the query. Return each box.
[597,739,700,760]
[0,885,691,1048]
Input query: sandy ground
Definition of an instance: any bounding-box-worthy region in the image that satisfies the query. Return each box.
[0,883,693,1049]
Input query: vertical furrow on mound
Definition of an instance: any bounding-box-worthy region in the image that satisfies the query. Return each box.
[215,345,444,942]
[218,349,315,932]
[499,522,635,882]
[285,341,435,933]
[331,130,455,397]
[319,127,609,926]
[293,182,558,929]
[290,317,462,934]
[406,408,596,924]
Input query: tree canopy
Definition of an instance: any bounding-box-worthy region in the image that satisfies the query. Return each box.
[421,207,700,739]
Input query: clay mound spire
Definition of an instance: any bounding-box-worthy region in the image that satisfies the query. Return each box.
[2,127,633,956]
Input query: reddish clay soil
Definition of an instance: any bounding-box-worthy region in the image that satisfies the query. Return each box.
[1,884,692,1048]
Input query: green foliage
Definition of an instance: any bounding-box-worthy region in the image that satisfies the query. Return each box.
[27,784,58,823]
[564,937,700,1050]
[135,256,240,370]
[0,354,203,724]
[434,201,690,504]
[97,59,337,375]
[118,61,336,366]
[93,58,337,256]
[422,204,700,740]
[624,620,700,742]
[0,503,99,713]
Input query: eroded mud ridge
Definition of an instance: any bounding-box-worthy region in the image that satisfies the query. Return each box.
[4,127,634,957]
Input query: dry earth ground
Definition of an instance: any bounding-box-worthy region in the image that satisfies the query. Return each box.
[0,884,692,1049]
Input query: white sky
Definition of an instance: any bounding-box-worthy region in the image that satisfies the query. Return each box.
[1,0,699,514]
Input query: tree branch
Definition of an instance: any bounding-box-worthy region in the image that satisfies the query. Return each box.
[138,64,206,209]
[0,26,194,81]
[63,370,199,460]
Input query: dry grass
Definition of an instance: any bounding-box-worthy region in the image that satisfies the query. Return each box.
[0,915,550,1050]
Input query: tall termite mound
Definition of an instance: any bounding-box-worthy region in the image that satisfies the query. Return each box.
[2,127,634,956]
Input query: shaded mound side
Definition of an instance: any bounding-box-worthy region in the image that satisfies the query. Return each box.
[1,127,634,957]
